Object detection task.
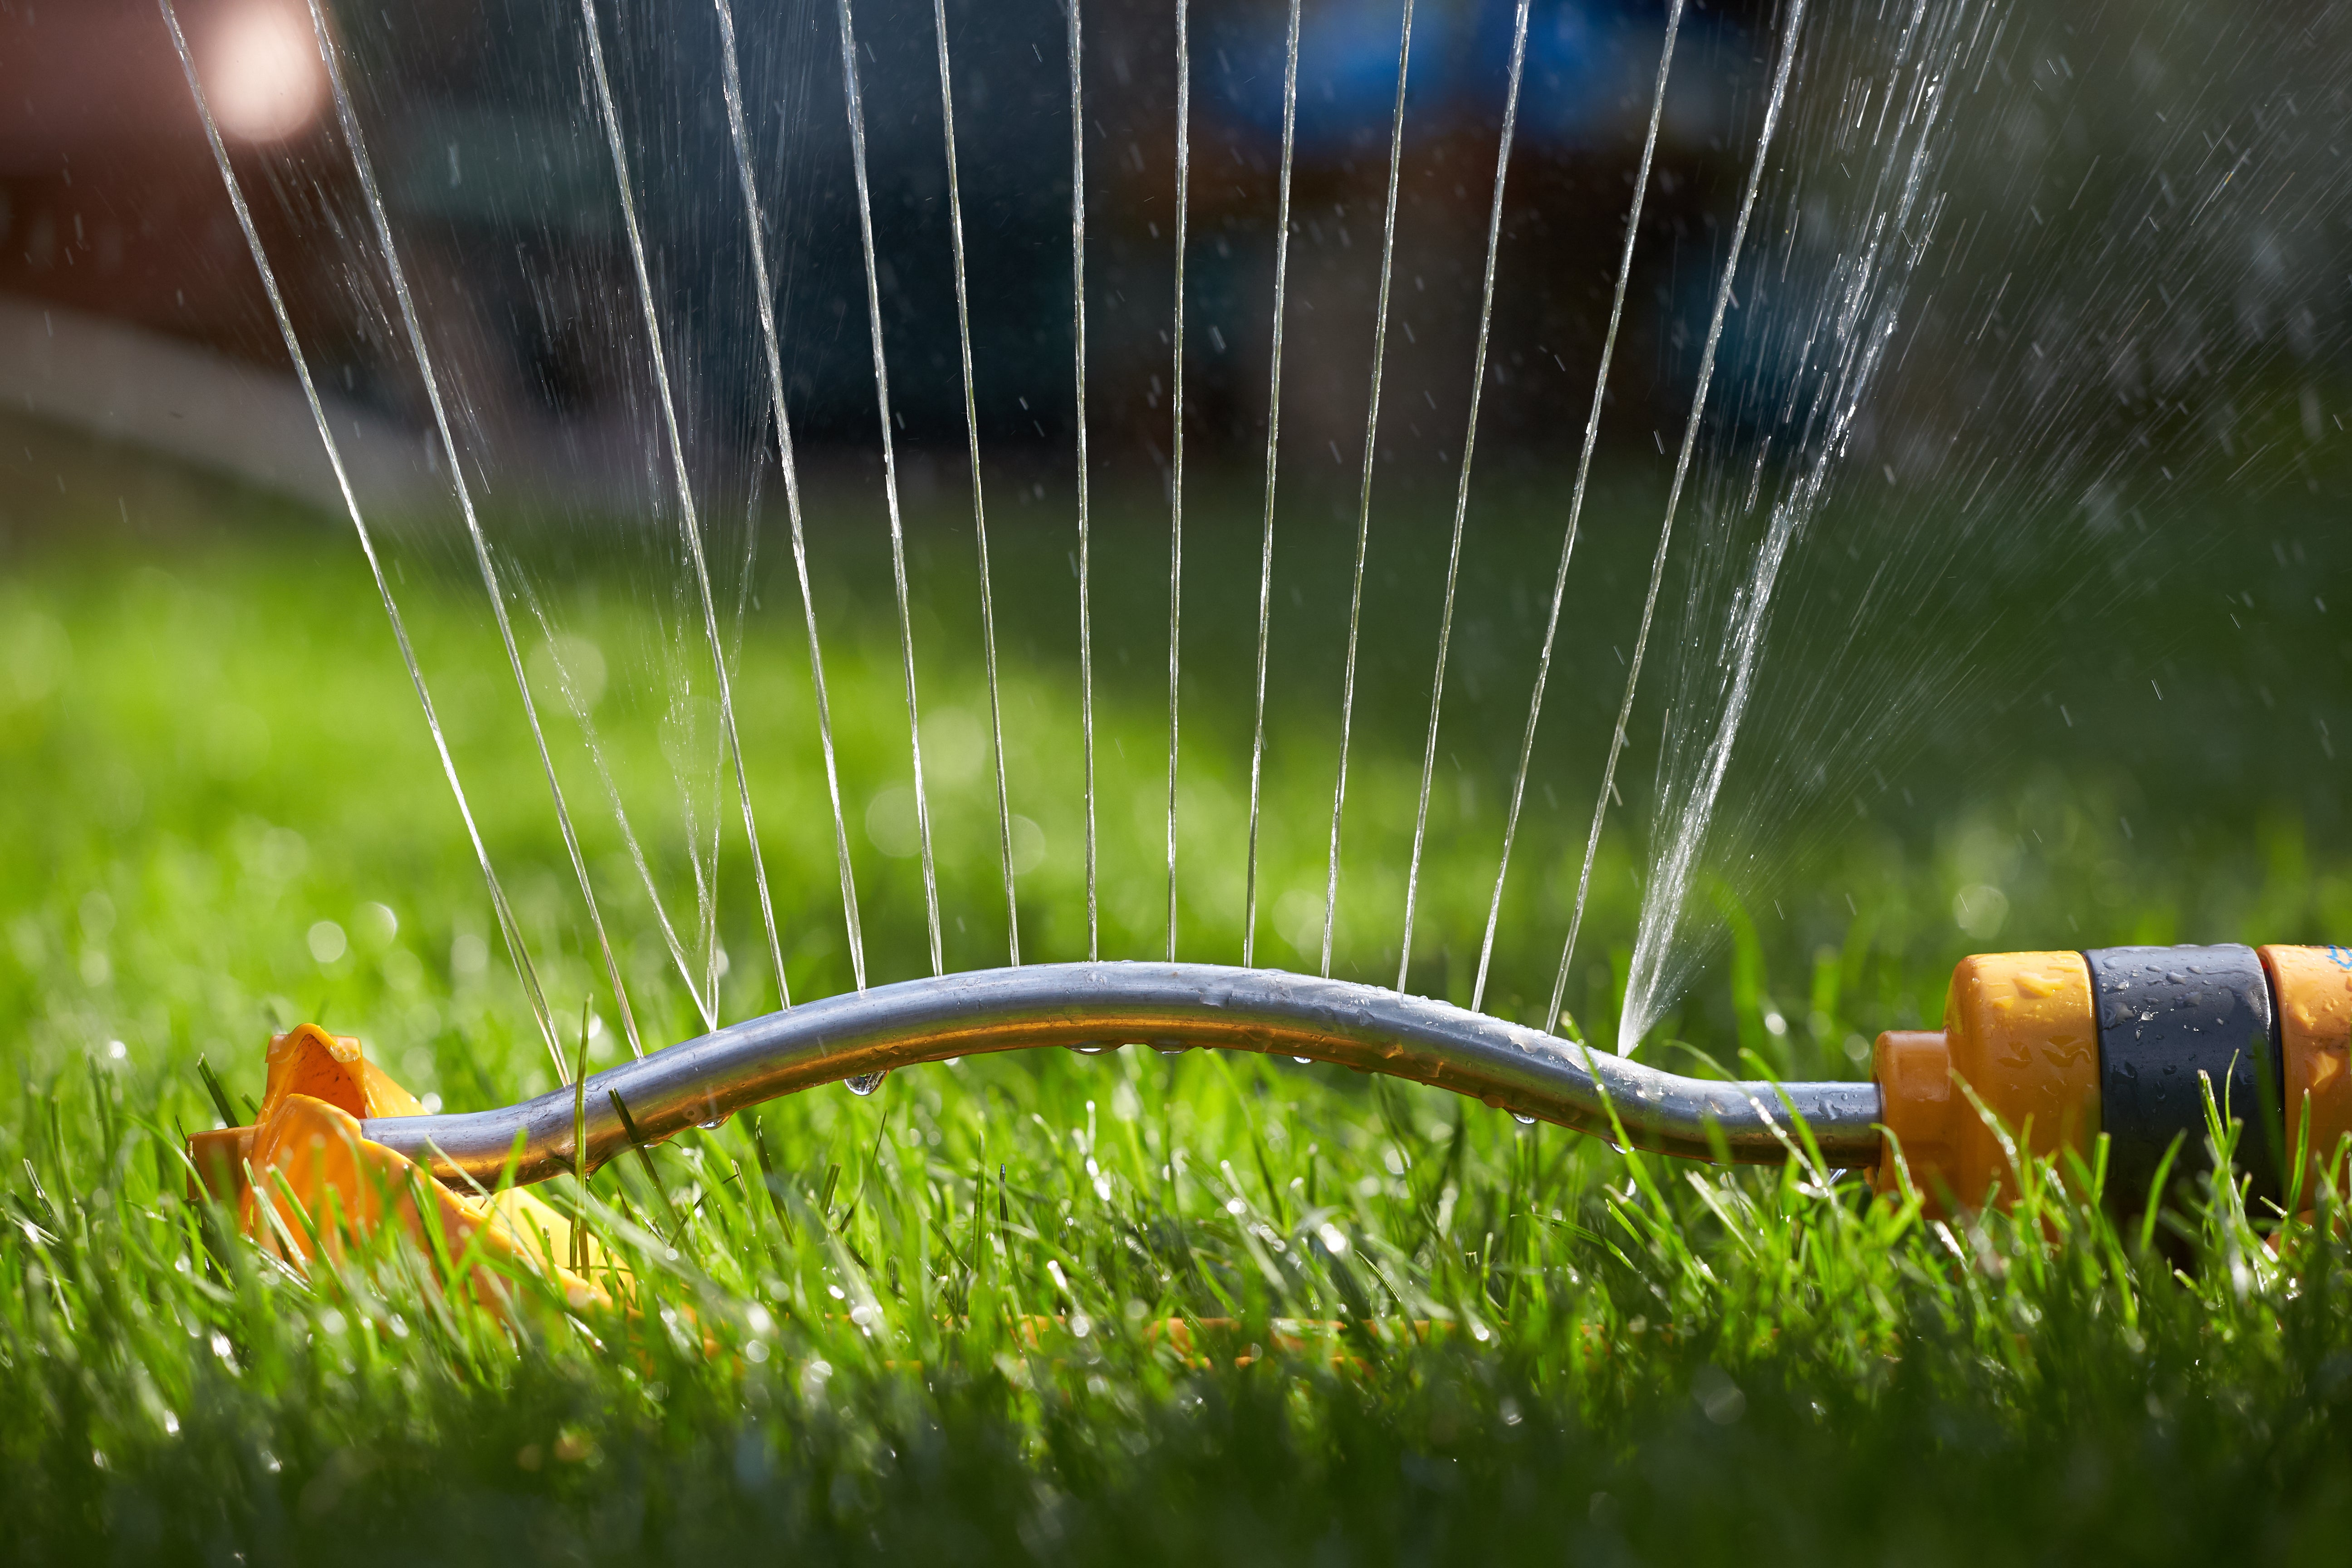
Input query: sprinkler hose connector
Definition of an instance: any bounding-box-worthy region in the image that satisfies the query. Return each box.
[1871,945,2352,1210]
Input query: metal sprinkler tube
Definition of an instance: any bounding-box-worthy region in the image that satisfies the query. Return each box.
[353,946,2351,1213]
[363,961,1885,1188]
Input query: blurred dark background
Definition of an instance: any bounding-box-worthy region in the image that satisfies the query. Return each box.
[0,0,1773,491]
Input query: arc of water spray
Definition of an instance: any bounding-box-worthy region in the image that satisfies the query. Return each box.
[157,0,564,1071]
[520,590,717,1027]
[1396,0,1532,996]
[1618,0,1963,1053]
[1240,0,1304,970]
[1470,0,1685,1014]
[1547,0,1811,1043]
[713,0,869,996]
[838,0,946,977]
[715,458,769,1010]
[1166,0,1192,963]
[301,0,645,1075]
[578,0,790,1025]
[1068,0,1098,961]
[931,0,1022,967]
[1321,0,1416,980]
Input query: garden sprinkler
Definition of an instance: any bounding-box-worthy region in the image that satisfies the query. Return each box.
[193,945,2350,1281]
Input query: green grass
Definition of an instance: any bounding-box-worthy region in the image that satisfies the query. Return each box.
[3,434,2352,1563]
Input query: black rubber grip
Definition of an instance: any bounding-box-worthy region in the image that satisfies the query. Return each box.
[2083,945,2282,1207]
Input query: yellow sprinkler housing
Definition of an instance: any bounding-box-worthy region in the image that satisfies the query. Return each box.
[2266,946,2352,1192]
[187,1024,612,1315]
[1871,945,2352,1211]
[1871,951,2100,1208]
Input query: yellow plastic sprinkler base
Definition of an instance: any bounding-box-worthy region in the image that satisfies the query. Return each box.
[1868,950,2099,1210]
[2265,945,2352,1193]
[188,1025,610,1315]
[1870,945,2352,1213]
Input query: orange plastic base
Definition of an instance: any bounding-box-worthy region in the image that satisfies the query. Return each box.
[1870,951,2099,1211]
[2261,945,2352,1194]
[186,1024,610,1314]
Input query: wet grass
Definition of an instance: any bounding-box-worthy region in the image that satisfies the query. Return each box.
[3,484,2352,1563]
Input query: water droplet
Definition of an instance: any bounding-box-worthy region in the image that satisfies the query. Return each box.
[1070,1044,1108,1055]
[1293,1055,1313,1065]
[845,1072,887,1097]
[1514,1113,1537,1126]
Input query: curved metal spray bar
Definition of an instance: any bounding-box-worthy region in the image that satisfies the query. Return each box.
[367,964,1881,1188]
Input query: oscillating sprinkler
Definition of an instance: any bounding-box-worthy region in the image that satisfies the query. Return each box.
[191,945,2351,1254]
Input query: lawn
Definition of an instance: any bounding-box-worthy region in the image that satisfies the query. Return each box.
[2,419,2350,1563]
